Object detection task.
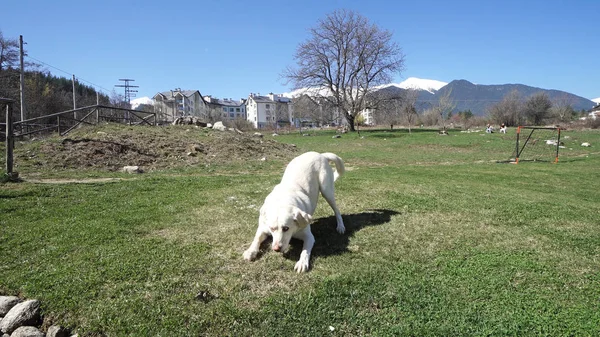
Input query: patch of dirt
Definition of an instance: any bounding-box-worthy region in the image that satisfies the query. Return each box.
[17,124,298,172]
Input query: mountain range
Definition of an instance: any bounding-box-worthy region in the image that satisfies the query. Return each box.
[132,78,598,116]
[377,78,597,116]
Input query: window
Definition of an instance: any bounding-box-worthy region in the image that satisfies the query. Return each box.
[229,107,234,112]
[266,104,270,109]
[223,107,227,112]
[236,108,240,112]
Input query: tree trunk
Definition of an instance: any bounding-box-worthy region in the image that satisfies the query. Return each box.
[346,113,356,132]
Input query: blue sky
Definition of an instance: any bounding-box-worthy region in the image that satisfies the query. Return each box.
[3,0,599,101]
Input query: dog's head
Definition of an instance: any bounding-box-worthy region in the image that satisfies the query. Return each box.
[260,205,312,253]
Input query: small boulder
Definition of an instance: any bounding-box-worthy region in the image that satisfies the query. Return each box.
[11,326,44,337]
[332,135,341,139]
[581,142,591,147]
[186,144,204,156]
[253,132,263,138]
[47,325,70,337]
[212,121,227,131]
[122,166,143,174]
[0,300,41,334]
[0,296,20,316]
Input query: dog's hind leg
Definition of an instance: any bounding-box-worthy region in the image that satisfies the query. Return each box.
[320,184,345,234]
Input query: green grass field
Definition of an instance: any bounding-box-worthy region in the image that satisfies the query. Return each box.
[2,126,600,336]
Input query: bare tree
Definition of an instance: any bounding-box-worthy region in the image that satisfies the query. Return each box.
[402,88,419,133]
[274,101,291,129]
[205,104,225,123]
[377,97,402,130]
[487,89,523,126]
[523,92,552,125]
[291,94,319,132]
[434,88,455,131]
[551,94,575,123]
[284,9,405,131]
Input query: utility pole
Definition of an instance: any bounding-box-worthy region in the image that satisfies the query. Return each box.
[19,35,25,121]
[72,75,76,109]
[115,79,139,107]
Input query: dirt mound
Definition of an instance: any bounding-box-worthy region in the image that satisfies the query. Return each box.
[21,124,297,171]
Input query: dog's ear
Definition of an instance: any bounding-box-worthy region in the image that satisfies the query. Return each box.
[293,207,312,228]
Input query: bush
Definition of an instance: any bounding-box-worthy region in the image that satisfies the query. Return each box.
[588,118,600,129]
[223,118,256,131]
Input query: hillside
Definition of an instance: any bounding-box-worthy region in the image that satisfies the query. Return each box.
[7,123,297,173]
[377,79,596,116]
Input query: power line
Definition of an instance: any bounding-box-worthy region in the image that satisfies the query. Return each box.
[24,55,113,94]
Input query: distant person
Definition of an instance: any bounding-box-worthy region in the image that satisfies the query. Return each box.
[500,123,507,134]
[486,123,494,133]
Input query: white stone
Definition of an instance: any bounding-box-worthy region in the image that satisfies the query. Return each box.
[0,296,20,316]
[0,300,41,334]
[122,165,142,174]
[212,121,227,131]
[11,326,44,337]
[47,325,70,337]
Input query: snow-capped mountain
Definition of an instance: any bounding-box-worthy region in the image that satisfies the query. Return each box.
[592,97,600,104]
[130,96,153,109]
[282,77,446,98]
[380,77,448,94]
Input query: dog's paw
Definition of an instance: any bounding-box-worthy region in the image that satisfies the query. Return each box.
[294,257,310,273]
[336,223,346,234]
[243,249,258,261]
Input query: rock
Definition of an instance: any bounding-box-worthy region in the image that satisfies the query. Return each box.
[253,132,263,138]
[0,296,20,316]
[0,300,41,334]
[172,116,207,127]
[47,325,70,337]
[122,166,143,174]
[212,121,227,131]
[332,135,341,139]
[272,133,278,136]
[186,144,204,156]
[581,142,591,147]
[10,326,44,337]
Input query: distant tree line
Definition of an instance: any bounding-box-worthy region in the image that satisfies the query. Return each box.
[1,30,112,121]
[486,89,581,127]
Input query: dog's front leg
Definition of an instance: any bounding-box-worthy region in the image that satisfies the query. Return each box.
[243,228,269,261]
[293,229,315,273]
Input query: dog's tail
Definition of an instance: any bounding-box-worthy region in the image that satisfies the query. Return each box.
[321,152,345,181]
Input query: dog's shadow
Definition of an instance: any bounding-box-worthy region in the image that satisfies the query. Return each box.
[258,209,400,262]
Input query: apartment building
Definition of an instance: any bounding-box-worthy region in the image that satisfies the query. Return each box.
[153,89,208,122]
[204,96,246,122]
[246,93,293,129]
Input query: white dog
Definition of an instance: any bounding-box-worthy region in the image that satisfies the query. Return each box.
[243,152,345,272]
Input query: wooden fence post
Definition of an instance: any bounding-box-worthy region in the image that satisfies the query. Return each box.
[5,102,14,175]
